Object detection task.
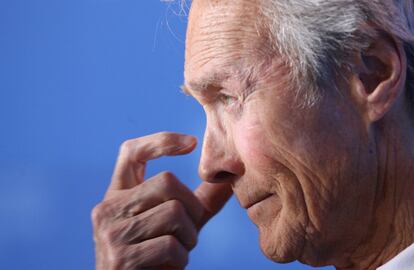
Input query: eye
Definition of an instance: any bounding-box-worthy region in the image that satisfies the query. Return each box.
[218,93,236,105]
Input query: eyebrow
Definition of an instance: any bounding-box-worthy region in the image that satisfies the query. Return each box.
[180,83,204,96]
[180,71,231,96]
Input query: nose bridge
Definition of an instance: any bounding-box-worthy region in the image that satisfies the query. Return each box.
[199,113,244,183]
[201,113,226,167]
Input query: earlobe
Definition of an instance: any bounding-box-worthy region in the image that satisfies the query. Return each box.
[352,34,406,123]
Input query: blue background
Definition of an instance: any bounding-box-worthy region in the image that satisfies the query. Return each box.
[0,0,333,269]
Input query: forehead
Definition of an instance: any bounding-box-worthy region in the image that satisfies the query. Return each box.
[184,0,271,85]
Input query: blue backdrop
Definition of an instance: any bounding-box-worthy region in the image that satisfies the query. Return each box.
[0,0,334,269]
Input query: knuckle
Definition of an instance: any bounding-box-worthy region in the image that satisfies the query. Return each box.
[101,226,119,245]
[159,171,178,190]
[119,139,136,159]
[167,199,185,218]
[119,139,131,153]
[91,203,105,227]
[91,201,120,231]
[163,235,180,253]
[164,236,188,267]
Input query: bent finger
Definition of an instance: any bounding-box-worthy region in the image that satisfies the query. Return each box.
[109,132,197,191]
[195,182,233,228]
[114,171,204,225]
[107,200,198,250]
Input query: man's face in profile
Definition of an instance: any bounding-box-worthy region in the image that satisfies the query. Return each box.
[183,0,379,266]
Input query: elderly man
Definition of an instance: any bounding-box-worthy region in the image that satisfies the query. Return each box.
[91,0,414,269]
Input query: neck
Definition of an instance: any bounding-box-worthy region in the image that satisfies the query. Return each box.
[338,112,414,270]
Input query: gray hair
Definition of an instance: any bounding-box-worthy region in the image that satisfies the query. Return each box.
[259,0,414,107]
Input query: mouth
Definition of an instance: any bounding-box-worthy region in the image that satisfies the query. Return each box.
[245,193,273,209]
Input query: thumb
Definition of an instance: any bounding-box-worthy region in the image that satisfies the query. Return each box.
[194,182,233,228]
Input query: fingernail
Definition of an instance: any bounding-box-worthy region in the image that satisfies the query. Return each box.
[181,135,196,146]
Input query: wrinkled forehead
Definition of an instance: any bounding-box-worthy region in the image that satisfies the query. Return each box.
[184,0,271,81]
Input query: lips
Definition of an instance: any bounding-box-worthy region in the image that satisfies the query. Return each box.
[244,193,273,209]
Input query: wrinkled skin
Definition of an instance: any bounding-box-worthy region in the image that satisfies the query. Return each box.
[184,0,377,265]
[92,0,414,269]
[184,0,414,268]
[92,132,232,269]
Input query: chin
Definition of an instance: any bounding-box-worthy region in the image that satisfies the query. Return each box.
[256,208,307,264]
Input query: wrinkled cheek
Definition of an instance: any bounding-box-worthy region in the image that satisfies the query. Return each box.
[232,117,311,258]
[248,195,282,225]
[257,195,308,263]
[233,118,271,167]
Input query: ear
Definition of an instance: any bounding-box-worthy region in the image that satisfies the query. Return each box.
[350,33,407,123]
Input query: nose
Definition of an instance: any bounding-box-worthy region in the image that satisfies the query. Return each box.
[198,120,245,183]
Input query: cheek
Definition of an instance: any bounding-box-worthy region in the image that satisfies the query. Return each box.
[233,116,271,168]
[234,125,310,262]
[232,116,309,221]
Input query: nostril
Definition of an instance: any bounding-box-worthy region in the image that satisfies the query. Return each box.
[214,171,235,180]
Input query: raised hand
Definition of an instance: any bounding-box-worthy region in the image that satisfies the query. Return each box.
[91,132,232,270]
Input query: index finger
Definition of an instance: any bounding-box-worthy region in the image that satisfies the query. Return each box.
[109,132,197,190]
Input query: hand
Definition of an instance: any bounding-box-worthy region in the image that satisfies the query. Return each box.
[91,132,233,270]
